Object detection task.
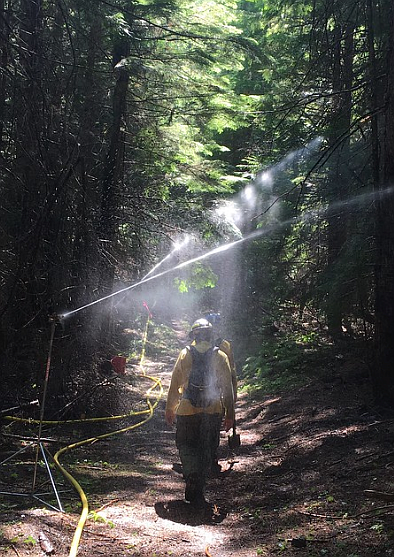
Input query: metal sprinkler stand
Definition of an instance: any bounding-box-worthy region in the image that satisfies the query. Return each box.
[0,314,65,512]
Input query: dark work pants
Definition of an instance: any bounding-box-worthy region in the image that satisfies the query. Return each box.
[176,413,222,484]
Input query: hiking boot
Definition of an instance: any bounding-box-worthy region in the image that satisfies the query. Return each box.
[185,473,205,504]
[192,493,208,508]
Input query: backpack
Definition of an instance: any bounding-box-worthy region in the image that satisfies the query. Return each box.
[183,345,218,407]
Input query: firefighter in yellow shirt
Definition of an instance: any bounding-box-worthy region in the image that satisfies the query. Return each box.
[165,319,234,506]
[205,312,238,473]
[205,312,237,401]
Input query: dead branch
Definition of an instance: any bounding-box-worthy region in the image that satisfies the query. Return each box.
[10,545,21,557]
[1,433,58,443]
[298,510,343,520]
[352,504,394,518]
[356,450,394,462]
[299,503,394,521]
[364,489,394,502]
[39,531,55,555]
[1,400,39,417]
[92,499,120,513]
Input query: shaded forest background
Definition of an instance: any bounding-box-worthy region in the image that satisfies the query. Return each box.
[1,0,394,416]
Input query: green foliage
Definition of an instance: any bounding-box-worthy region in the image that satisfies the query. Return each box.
[23,535,37,546]
[370,522,384,534]
[241,329,331,397]
[143,320,182,358]
[174,263,218,293]
[88,511,115,528]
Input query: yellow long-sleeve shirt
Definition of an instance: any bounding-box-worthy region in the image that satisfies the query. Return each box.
[165,344,235,420]
[217,339,237,402]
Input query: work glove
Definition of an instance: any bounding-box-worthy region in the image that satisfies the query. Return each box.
[223,417,234,432]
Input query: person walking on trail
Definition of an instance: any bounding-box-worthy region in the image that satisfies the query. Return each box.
[165,318,235,506]
[205,312,238,474]
[205,312,237,402]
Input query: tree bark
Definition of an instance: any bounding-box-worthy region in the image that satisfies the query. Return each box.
[325,11,354,338]
[373,3,394,405]
[97,38,130,354]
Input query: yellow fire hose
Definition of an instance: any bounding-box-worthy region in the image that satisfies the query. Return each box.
[4,313,163,557]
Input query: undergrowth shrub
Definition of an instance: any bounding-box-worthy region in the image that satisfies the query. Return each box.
[241,330,333,398]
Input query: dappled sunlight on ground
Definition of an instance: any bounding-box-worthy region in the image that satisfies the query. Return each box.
[1,326,394,556]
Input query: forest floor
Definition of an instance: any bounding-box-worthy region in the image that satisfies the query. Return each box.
[2,320,394,556]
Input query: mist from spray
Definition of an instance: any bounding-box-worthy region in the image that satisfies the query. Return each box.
[211,137,324,237]
[60,138,324,320]
[59,183,394,321]
[60,137,394,322]
[109,234,192,312]
[207,139,325,323]
[213,200,243,239]
[60,227,266,320]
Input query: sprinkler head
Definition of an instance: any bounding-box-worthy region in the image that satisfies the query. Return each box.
[48,313,61,323]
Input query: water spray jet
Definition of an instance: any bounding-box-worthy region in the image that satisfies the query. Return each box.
[212,138,325,238]
[60,185,394,321]
[142,234,191,279]
[59,130,394,322]
[60,221,287,320]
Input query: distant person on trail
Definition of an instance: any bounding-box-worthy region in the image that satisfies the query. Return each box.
[165,318,235,506]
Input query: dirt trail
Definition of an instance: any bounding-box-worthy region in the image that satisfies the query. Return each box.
[2,324,394,556]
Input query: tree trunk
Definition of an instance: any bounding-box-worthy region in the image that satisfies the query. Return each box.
[97,38,130,355]
[373,4,394,405]
[325,13,354,338]
[0,0,7,146]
